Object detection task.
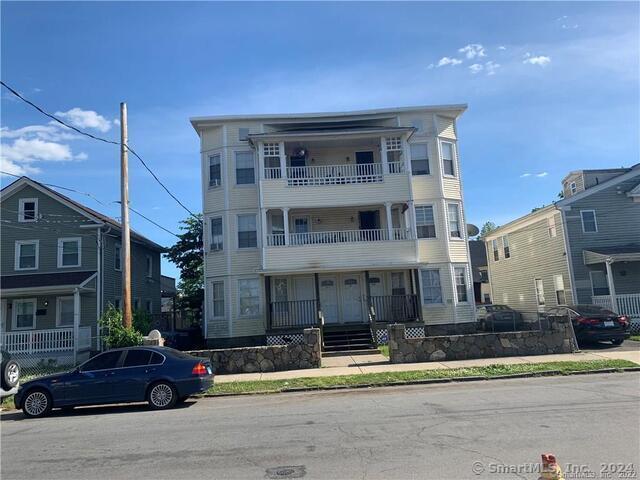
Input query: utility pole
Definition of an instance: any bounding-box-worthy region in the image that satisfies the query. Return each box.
[120,102,132,328]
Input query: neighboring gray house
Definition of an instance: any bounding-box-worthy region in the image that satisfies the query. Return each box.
[485,164,640,326]
[0,176,165,363]
[469,240,491,304]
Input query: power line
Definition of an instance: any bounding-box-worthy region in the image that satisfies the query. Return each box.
[1,80,197,218]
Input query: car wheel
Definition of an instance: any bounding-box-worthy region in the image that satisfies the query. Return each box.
[611,338,624,346]
[2,360,20,390]
[22,388,52,418]
[147,381,177,410]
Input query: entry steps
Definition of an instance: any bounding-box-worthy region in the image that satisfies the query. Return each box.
[322,324,376,352]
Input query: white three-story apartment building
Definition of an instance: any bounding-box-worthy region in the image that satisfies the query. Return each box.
[191,105,475,349]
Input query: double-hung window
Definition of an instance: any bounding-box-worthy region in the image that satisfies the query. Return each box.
[209,154,221,187]
[212,281,225,318]
[447,204,462,238]
[263,143,281,178]
[238,279,260,317]
[58,238,81,267]
[492,239,500,261]
[12,299,36,330]
[237,214,257,248]
[15,240,38,270]
[235,152,255,185]
[415,205,436,238]
[454,267,469,303]
[210,217,223,251]
[421,269,443,304]
[146,255,153,278]
[554,275,566,305]
[580,210,597,233]
[56,297,75,327]
[385,137,403,173]
[501,235,510,259]
[18,198,38,222]
[441,142,455,176]
[114,243,122,271]
[410,144,430,175]
[569,182,577,195]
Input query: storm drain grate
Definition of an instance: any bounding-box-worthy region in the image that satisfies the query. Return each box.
[265,466,306,479]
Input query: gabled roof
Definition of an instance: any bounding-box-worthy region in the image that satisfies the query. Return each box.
[1,177,165,251]
[557,163,640,207]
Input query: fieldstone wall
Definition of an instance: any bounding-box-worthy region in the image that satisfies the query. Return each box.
[188,328,321,374]
[388,321,577,364]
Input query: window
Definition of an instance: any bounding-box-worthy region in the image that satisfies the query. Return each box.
[56,297,75,327]
[12,299,36,330]
[145,300,152,313]
[454,267,469,303]
[548,217,557,238]
[415,205,436,238]
[386,137,403,171]
[501,235,510,259]
[421,269,443,304]
[447,204,462,238]
[212,281,225,318]
[123,349,153,367]
[235,151,255,185]
[209,154,221,187]
[492,239,500,261]
[534,278,545,307]
[263,143,281,177]
[238,279,260,316]
[237,214,257,248]
[57,238,81,267]
[210,217,223,251]
[410,144,430,175]
[569,182,577,195]
[441,142,455,176]
[554,275,566,305]
[18,198,38,222]
[580,210,598,233]
[134,298,140,311]
[146,255,152,278]
[115,243,122,271]
[80,350,122,372]
[15,240,38,270]
[114,298,121,310]
[239,127,250,141]
[590,271,610,296]
[150,352,164,365]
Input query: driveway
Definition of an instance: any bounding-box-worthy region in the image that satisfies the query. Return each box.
[2,373,639,479]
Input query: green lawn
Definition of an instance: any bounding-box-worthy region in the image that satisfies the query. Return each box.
[630,335,640,342]
[378,345,389,357]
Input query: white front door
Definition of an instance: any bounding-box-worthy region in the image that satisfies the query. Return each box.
[341,274,363,323]
[319,276,339,324]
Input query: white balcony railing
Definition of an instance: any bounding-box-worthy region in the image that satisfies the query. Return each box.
[592,294,640,320]
[287,163,384,186]
[266,228,412,247]
[0,327,92,354]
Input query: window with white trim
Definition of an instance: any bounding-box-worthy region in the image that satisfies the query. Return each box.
[501,235,510,259]
[410,143,430,175]
[534,278,545,307]
[441,142,455,176]
[237,214,257,248]
[415,205,436,238]
[590,271,609,296]
[263,143,282,177]
[212,281,225,318]
[554,275,566,305]
[209,154,221,187]
[492,239,500,261]
[580,210,597,233]
[56,297,75,327]
[447,203,462,238]
[238,128,250,141]
[421,269,443,304]
[58,237,81,267]
[548,217,557,238]
[18,198,38,222]
[146,255,152,278]
[115,243,122,271]
[454,267,469,303]
[235,151,255,185]
[13,299,36,330]
[386,137,403,171]
[569,182,577,195]
[238,278,260,317]
[15,240,38,270]
[210,217,223,251]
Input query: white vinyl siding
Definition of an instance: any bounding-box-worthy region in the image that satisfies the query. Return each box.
[415,205,436,238]
[548,217,557,238]
[580,210,598,233]
[57,237,81,268]
[18,198,38,222]
[237,214,257,248]
[421,269,443,304]
[56,297,75,327]
[235,151,255,185]
[15,240,39,271]
[238,278,260,317]
[12,299,36,330]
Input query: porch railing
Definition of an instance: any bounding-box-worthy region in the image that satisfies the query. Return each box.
[0,327,91,354]
[269,299,319,329]
[593,294,640,319]
[285,163,384,186]
[370,295,420,323]
[266,228,412,247]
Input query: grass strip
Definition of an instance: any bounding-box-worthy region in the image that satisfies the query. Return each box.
[378,345,389,357]
[630,335,640,342]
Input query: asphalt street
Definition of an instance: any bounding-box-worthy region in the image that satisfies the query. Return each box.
[2,373,639,480]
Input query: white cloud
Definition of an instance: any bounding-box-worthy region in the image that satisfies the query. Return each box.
[436,57,463,67]
[562,24,579,30]
[523,53,552,66]
[536,172,549,177]
[458,44,486,59]
[0,125,78,142]
[469,63,484,74]
[1,134,87,177]
[520,172,548,178]
[520,173,532,178]
[485,61,501,76]
[55,108,112,132]
[498,46,507,51]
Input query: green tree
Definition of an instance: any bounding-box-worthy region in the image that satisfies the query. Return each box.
[479,221,498,239]
[165,214,204,314]
[99,306,143,348]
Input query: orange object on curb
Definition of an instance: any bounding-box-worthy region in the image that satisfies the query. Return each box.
[538,454,565,480]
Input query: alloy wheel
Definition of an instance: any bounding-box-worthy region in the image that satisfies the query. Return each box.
[24,391,48,417]
[150,384,173,408]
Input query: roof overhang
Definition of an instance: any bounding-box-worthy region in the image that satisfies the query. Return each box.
[247,126,416,146]
[583,246,640,265]
[1,271,97,295]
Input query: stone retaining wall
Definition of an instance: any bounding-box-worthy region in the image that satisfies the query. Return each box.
[188,328,321,374]
[388,321,577,364]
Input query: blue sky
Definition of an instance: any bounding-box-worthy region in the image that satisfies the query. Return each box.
[2,1,638,281]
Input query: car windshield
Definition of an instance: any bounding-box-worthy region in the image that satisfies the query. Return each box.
[575,305,616,316]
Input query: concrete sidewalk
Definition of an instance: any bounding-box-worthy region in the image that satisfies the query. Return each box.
[215,348,640,383]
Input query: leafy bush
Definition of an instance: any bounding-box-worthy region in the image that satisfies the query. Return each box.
[133,309,152,336]
[99,306,143,348]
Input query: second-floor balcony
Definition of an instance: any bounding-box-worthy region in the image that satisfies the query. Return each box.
[264,161,406,186]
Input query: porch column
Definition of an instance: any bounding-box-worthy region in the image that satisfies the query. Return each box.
[380,137,389,174]
[73,288,80,365]
[283,207,290,246]
[261,208,268,267]
[279,141,287,179]
[605,259,617,311]
[407,201,418,239]
[384,202,393,240]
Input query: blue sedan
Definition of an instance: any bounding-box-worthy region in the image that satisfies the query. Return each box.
[14,346,214,418]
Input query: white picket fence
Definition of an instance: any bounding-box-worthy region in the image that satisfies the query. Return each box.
[593,294,640,321]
